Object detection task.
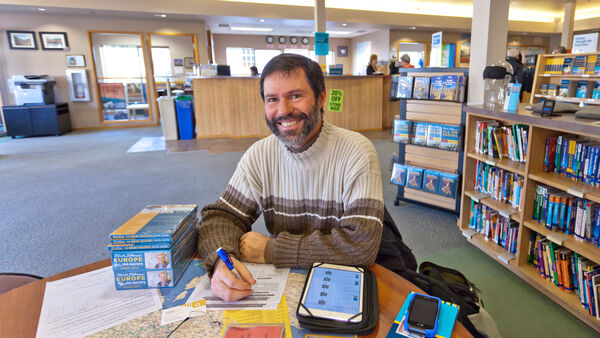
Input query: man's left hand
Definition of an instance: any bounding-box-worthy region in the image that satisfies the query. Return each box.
[240,231,269,263]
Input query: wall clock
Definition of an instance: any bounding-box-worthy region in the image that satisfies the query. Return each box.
[290,36,298,44]
[301,37,310,45]
[266,36,274,44]
[278,36,286,44]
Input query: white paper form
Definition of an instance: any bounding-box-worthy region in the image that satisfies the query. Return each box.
[36,267,162,338]
[190,263,289,310]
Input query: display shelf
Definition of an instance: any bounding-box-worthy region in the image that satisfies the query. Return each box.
[529,171,600,204]
[464,233,518,267]
[460,103,600,332]
[530,52,600,106]
[466,150,527,176]
[523,219,600,264]
[533,94,600,105]
[464,189,521,221]
[403,187,456,211]
[518,264,600,331]
[393,68,468,214]
[538,74,600,79]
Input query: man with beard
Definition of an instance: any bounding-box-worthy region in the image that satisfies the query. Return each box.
[197,53,384,302]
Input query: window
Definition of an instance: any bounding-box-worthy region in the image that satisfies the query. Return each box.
[226,48,255,75]
[254,49,282,74]
[99,45,145,78]
[151,46,172,77]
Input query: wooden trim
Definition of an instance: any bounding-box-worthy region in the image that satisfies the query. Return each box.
[96,77,146,80]
[207,30,213,64]
[73,122,159,131]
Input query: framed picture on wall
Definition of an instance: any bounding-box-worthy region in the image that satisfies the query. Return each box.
[184,57,194,68]
[66,55,85,67]
[337,46,348,57]
[6,30,37,50]
[39,32,69,50]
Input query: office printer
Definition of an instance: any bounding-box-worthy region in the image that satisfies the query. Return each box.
[9,75,56,105]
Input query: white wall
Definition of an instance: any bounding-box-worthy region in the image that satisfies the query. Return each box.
[351,29,390,75]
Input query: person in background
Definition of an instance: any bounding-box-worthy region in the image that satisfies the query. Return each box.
[400,54,414,68]
[250,66,259,76]
[389,55,399,74]
[366,54,378,75]
[552,46,567,54]
[506,48,523,84]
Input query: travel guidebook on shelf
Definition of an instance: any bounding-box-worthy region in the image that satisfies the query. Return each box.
[109,204,198,240]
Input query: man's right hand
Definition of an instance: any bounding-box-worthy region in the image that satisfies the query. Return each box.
[210,257,256,302]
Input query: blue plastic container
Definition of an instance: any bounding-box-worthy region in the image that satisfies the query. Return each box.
[175,96,195,140]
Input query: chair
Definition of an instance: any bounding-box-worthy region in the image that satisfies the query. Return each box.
[0,272,43,294]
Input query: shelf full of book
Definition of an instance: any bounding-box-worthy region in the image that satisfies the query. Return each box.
[460,104,600,332]
[390,68,468,214]
[530,52,600,106]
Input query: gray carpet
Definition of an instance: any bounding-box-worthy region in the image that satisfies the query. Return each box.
[0,127,596,337]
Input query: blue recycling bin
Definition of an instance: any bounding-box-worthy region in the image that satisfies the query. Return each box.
[175,95,195,140]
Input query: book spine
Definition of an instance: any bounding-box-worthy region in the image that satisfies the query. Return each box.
[555,136,563,174]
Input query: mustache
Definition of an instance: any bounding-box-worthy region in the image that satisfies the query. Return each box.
[271,113,307,124]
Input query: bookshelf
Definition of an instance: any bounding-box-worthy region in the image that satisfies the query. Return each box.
[459,104,600,332]
[530,52,600,106]
[392,67,468,213]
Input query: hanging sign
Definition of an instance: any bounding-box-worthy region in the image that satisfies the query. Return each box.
[315,32,329,56]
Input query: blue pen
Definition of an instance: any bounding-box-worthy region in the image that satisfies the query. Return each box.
[216,247,235,271]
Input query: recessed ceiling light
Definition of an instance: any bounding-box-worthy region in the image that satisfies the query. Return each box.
[231,26,273,32]
[410,26,417,30]
[342,23,347,26]
[259,19,265,22]
[38,8,46,11]
[155,14,166,18]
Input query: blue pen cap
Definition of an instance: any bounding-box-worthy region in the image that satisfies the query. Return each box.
[216,247,234,270]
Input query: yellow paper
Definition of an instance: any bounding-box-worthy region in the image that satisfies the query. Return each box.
[328,89,344,112]
[221,295,292,338]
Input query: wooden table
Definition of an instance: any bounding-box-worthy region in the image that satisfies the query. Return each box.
[0,261,471,337]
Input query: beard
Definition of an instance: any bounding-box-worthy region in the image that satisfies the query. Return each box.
[265,104,322,148]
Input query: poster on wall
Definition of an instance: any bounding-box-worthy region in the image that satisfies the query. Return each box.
[459,34,470,67]
[572,33,599,54]
[430,31,443,67]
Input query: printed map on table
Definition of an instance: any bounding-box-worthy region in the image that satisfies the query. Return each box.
[159,259,205,309]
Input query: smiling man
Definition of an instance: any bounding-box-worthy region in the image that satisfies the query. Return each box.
[197,54,384,302]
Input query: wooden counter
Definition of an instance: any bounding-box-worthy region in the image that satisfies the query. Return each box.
[192,75,399,138]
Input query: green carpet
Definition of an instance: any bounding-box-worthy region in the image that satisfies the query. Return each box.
[421,246,598,337]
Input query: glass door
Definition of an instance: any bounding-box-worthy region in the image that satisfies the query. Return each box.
[89,32,152,123]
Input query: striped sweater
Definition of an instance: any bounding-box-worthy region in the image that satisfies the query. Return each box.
[198,121,384,274]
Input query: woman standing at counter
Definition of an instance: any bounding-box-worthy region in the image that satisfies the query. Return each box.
[366,54,378,75]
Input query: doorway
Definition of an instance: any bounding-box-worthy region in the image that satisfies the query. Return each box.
[148,33,198,98]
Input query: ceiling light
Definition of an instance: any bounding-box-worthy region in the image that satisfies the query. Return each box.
[326,30,351,35]
[155,14,166,17]
[259,19,265,22]
[410,26,416,30]
[342,23,347,26]
[230,26,273,32]
[38,8,46,11]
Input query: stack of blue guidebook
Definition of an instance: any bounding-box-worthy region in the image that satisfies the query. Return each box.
[108,205,199,290]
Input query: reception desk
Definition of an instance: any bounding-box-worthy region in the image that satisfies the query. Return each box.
[192,75,399,138]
